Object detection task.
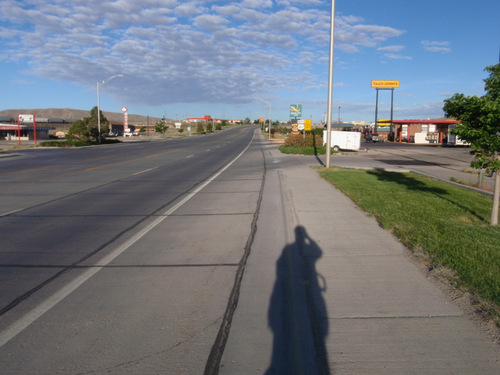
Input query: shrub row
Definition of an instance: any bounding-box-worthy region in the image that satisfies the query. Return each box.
[284,133,324,147]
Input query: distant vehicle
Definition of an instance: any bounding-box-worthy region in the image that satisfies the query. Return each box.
[365,133,384,143]
[323,130,361,151]
[106,132,117,137]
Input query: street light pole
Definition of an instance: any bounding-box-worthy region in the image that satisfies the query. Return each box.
[326,0,336,168]
[97,74,123,142]
[254,97,271,139]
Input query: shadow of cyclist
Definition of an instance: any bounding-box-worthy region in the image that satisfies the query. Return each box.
[265,226,330,374]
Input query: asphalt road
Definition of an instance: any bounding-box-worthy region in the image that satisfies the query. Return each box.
[1,134,497,374]
[0,126,264,373]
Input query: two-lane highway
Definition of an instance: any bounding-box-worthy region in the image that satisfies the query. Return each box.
[0,126,265,373]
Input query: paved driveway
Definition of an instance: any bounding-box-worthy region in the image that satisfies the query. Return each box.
[340,142,494,194]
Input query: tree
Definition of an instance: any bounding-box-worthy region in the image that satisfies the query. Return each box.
[67,119,90,141]
[155,121,168,136]
[196,123,205,134]
[89,106,110,140]
[67,106,109,142]
[443,63,500,225]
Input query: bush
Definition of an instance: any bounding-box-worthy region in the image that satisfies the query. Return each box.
[196,123,205,134]
[40,139,121,147]
[279,145,335,155]
[310,127,324,136]
[274,126,292,135]
[284,133,323,147]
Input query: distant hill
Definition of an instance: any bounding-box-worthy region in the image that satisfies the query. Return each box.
[0,108,162,124]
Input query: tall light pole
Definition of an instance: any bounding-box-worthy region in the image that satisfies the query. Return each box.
[326,0,336,168]
[97,74,123,142]
[254,97,272,139]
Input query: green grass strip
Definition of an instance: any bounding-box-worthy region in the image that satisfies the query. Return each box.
[319,167,500,312]
[279,145,337,155]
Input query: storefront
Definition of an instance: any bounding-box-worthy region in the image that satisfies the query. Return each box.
[0,124,55,141]
[390,119,459,143]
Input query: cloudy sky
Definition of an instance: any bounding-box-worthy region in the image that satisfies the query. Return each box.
[1,0,499,123]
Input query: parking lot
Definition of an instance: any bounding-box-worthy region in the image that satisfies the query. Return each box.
[358,142,494,193]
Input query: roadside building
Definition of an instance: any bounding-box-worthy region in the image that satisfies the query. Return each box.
[0,123,55,141]
[186,115,242,124]
[378,118,459,143]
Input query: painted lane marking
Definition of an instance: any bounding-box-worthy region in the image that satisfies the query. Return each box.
[132,167,158,176]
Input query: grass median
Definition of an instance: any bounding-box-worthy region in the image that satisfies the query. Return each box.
[319,166,500,325]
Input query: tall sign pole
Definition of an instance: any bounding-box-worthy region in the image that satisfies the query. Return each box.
[33,115,37,145]
[97,74,123,142]
[122,107,128,135]
[326,0,336,168]
[17,114,35,146]
[16,115,22,146]
[372,80,399,137]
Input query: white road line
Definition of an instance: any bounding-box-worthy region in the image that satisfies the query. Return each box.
[132,167,157,176]
[0,131,254,348]
[0,209,23,218]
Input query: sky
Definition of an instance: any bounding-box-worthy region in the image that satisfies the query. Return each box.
[1,0,499,123]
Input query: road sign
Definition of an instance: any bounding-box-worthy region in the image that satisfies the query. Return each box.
[18,114,34,123]
[290,104,302,117]
[304,119,312,131]
[371,80,399,88]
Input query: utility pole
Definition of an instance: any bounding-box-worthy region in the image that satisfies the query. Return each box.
[326,0,336,168]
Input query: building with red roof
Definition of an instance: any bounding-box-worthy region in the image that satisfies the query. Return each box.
[377,118,459,143]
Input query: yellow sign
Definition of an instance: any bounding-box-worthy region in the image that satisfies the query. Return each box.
[304,119,312,131]
[371,80,400,88]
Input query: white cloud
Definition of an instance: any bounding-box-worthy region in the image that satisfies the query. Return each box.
[194,14,229,31]
[421,40,451,53]
[383,54,412,60]
[0,0,407,106]
[241,0,273,9]
[377,46,412,60]
[377,45,404,52]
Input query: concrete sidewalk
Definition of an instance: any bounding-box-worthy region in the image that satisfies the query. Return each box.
[221,136,499,374]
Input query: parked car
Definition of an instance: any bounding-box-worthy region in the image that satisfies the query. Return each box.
[365,133,384,143]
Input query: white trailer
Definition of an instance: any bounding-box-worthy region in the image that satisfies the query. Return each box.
[323,130,361,151]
